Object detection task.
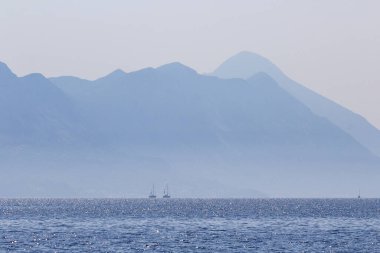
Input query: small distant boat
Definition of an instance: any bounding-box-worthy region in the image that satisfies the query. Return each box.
[358,190,361,199]
[149,185,156,199]
[163,184,170,199]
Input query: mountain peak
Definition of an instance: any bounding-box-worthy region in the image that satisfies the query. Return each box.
[110,68,127,76]
[0,61,17,80]
[21,73,49,83]
[248,72,277,83]
[96,68,128,82]
[107,69,128,78]
[247,72,281,91]
[233,50,266,59]
[156,62,197,76]
[213,51,283,79]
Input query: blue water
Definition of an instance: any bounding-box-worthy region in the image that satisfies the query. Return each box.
[0,199,379,252]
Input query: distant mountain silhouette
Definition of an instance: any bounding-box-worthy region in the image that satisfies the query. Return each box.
[0,59,379,197]
[212,51,380,157]
[0,62,85,147]
[50,61,375,164]
[0,61,17,81]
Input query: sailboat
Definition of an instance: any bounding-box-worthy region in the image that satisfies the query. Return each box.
[163,184,170,199]
[357,189,361,199]
[149,184,156,199]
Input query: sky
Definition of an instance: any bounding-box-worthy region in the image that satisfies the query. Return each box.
[0,0,379,129]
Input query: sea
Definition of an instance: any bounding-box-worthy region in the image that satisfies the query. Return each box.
[0,199,379,252]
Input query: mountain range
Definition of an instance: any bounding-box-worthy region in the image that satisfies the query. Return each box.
[0,53,379,197]
[213,51,380,157]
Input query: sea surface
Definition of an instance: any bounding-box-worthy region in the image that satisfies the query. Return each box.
[0,199,379,252]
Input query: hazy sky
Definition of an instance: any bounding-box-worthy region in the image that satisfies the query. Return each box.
[1,0,379,128]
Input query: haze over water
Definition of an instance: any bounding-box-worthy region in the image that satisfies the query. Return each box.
[1,1,380,252]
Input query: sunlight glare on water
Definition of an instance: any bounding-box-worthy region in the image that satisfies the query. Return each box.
[0,199,379,252]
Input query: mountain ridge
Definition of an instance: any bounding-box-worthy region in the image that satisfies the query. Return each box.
[48,61,377,163]
[1,58,379,197]
[212,51,380,157]
[0,61,17,80]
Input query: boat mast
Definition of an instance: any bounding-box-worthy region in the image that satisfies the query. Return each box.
[163,184,170,198]
[149,184,157,198]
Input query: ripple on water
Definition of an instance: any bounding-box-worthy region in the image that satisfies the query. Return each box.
[0,199,379,252]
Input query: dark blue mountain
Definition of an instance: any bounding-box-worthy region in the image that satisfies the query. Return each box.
[51,62,375,164]
[0,62,85,147]
[212,51,380,157]
[0,60,379,197]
